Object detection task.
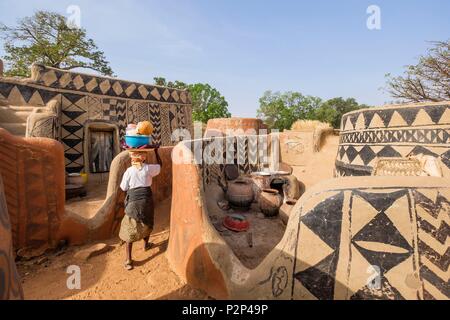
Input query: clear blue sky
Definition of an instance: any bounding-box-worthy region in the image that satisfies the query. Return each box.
[0,0,449,117]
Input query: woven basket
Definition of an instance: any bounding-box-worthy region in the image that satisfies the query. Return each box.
[372,157,423,176]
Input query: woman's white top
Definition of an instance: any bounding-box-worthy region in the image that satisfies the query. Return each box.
[120,164,161,191]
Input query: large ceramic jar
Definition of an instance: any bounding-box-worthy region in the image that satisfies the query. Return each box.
[226,179,254,209]
[260,188,283,217]
[249,173,271,203]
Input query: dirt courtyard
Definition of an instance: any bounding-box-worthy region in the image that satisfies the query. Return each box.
[16,198,209,300]
[15,137,339,300]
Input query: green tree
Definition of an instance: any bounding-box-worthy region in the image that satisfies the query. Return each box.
[0,10,113,77]
[385,40,450,102]
[313,103,338,127]
[189,83,231,123]
[257,92,371,130]
[313,97,370,128]
[153,77,187,90]
[153,77,231,123]
[256,91,322,130]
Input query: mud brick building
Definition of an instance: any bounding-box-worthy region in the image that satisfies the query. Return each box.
[0,63,193,174]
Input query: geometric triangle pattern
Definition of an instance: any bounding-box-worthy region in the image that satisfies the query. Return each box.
[335,144,450,176]
[294,252,340,300]
[412,189,450,299]
[255,174,450,301]
[352,189,408,212]
[340,128,449,145]
[60,94,87,173]
[288,186,449,300]
[149,103,162,145]
[341,104,450,132]
[0,66,194,174]
[347,190,415,300]
[337,145,403,165]
[299,192,345,250]
[31,64,191,104]
[336,103,450,177]
[343,189,418,299]
[335,143,450,177]
[343,188,449,300]
[292,192,344,300]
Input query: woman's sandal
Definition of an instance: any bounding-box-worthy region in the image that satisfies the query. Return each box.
[124,261,133,270]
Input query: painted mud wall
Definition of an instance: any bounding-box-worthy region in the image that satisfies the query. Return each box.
[205,118,268,136]
[168,139,450,300]
[0,129,65,250]
[167,102,449,300]
[0,174,23,299]
[336,102,450,176]
[279,127,339,190]
[0,64,193,173]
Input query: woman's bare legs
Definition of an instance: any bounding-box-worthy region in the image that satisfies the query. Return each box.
[125,242,133,270]
[143,236,152,251]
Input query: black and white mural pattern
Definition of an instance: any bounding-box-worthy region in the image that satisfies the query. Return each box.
[336,104,450,176]
[196,135,264,187]
[255,186,449,300]
[0,65,192,173]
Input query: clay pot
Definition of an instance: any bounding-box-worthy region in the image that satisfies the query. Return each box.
[280,199,297,224]
[224,164,239,181]
[226,179,254,209]
[249,174,271,203]
[259,188,283,217]
[281,175,302,200]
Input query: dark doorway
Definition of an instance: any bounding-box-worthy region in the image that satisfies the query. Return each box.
[89,130,114,173]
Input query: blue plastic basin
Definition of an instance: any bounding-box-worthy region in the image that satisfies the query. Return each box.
[124,135,151,148]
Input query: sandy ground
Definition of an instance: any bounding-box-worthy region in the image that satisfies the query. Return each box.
[16,198,209,300]
[65,183,108,219]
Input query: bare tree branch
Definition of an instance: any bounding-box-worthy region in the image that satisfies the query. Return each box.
[385,40,450,102]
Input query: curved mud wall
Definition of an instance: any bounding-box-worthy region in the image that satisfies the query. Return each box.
[0,128,65,250]
[168,139,450,300]
[58,147,173,245]
[0,127,173,248]
[0,174,23,299]
[336,102,450,176]
[167,152,229,299]
[0,64,193,173]
[168,135,271,298]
